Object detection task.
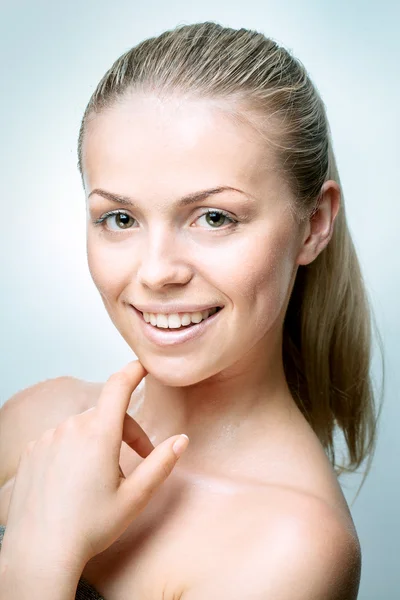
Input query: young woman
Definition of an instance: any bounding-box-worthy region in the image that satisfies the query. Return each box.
[0,21,380,600]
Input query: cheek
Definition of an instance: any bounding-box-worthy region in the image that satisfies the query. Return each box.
[86,224,297,320]
[223,230,297,327]
[86,235,131,300]
[225,232,295,294]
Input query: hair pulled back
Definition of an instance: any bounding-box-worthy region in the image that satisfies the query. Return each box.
[78,21,383,499]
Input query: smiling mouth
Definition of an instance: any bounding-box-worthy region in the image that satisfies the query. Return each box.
[138,307,223,330]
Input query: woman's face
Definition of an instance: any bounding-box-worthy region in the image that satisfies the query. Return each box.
[82,94,305,386]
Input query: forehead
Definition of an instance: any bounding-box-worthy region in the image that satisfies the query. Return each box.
[82,93,282,199]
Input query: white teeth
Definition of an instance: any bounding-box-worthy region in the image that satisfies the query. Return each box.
[142,307,219,329]
[156,314,169,328]
[190,311,203,324]
[167,314,182,329]
[181,313,191,326]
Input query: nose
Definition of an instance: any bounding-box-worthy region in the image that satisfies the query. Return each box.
[136,227,193,291]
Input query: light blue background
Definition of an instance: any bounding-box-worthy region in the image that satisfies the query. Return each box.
[0,1,398,597]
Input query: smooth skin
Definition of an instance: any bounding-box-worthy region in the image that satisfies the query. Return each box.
[0,93,361,599]
[0,361,189,599]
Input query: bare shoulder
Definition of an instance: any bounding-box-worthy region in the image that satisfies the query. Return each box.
[181,487,361,600]
[0,376,102,487]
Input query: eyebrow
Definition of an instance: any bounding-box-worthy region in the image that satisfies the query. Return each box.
[88,186,252,208]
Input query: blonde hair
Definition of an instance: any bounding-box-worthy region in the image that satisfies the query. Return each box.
[77,22,383,501]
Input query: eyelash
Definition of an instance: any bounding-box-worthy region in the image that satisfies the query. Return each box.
[92,208,238,232]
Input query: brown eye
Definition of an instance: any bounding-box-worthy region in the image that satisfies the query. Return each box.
[205,211,227,227]
[196,209,235,229]
[105,212,136,230]
[114,213,134,229]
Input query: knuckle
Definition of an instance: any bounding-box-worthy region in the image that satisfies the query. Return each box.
[108,371,129,386]
[123,484,150,515]
[159,460,174,480]
[56,417,76,435]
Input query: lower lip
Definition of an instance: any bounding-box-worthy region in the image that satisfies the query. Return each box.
[131,306,223,347]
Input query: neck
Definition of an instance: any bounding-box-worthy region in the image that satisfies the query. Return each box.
[128,332,300,482]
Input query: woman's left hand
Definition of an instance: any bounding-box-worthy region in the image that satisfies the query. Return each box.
[3,360,189,573]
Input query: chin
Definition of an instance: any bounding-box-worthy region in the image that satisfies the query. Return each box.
[136,353,224,388]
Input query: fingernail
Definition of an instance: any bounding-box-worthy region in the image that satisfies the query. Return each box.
[172,434,189,458]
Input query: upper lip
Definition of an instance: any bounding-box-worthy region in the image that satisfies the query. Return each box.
[132,303,223,315]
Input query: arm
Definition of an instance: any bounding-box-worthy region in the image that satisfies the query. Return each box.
[1,362,186,599]
[0,544,83,600]
[0,377,98,598]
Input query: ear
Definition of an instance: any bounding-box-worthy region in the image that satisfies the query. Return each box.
[296,180,341,266]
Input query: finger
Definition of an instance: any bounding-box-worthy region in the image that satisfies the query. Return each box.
[122,412,155,458]
[96,360,147,437]
[117,434,189,518]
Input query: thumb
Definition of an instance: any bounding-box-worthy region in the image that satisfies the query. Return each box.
[116,434,189,518]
